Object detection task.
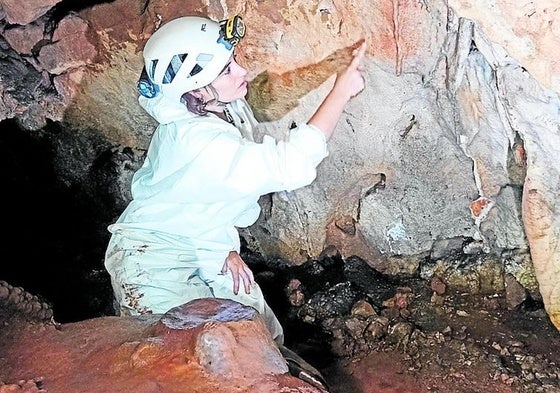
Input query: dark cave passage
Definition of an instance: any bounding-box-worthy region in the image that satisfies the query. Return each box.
[0,119,115,323]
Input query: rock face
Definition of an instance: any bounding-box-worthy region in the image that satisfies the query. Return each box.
[0,0,558,330]
[448,0,560,95]
[0,289,321,392]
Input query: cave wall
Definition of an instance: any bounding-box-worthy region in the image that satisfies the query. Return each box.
[0,0,558,330]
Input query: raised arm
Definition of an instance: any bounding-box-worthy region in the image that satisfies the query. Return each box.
[308,41,367,140]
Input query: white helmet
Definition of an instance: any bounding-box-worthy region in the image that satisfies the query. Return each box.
[140,15,245,103]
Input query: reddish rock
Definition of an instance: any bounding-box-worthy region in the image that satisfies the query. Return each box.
[0,298,322,393]
[2,21,45,54]
[53,69,86,104]
[504,273,528,310]
[38,15,98,75]
[470,196,493,218]
[430,276,447,295]
[351,299,377,318]
[286,279,305,307]
[335,215,356,235]
[383,287,413,309]
[0,0,61,25]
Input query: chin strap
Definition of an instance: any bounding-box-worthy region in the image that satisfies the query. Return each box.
[203,84,236,124]
[223,106,234,123]
[225,99,258,141]
[203,84,227,108]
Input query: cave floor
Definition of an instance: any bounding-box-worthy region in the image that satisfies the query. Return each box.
[316,293,560,393]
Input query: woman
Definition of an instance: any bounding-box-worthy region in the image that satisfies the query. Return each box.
[104,15,366,345]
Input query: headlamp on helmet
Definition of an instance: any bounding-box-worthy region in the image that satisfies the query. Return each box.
[217,15,245,50]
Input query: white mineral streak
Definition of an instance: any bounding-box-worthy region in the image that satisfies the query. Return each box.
[448,0,560,330]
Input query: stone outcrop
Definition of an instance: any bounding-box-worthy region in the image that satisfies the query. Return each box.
[0,0,558,331]
[0,289,321,393]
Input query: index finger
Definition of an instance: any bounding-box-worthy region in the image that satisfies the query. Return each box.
[350,40,367,67]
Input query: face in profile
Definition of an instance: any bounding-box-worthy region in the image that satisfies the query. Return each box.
[210,55,249,103]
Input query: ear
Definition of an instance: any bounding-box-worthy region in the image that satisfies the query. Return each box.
[189,88,208,100]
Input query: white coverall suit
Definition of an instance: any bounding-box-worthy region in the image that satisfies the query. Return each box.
[104,93,328,342]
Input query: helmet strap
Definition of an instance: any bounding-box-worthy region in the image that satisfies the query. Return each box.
[204,84,227,108]
[201,84,234,123]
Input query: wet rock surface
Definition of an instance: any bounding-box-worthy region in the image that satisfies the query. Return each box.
[0,296,322,393]
[247,253,560,393]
